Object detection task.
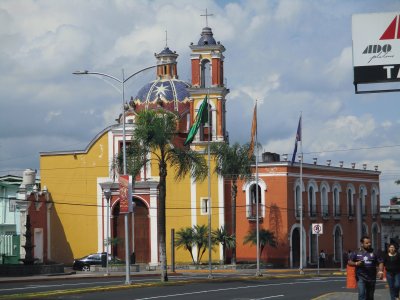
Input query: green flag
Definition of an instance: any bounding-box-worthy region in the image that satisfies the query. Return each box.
[184,96,208,145]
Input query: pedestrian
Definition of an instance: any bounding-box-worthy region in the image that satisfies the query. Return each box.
[348,236,384,300]
[383,243,400,300]
[319,250,326,268]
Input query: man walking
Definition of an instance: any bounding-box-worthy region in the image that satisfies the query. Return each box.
[348,236,384,300]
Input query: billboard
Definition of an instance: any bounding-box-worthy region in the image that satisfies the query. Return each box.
[119,175,133,214]
[352,12,400,92]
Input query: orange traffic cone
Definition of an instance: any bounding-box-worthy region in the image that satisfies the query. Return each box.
[346,265,357,289]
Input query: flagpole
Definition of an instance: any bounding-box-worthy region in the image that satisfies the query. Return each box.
[207,89,213,280]
[299,113,304,275]
[255,101,261,277]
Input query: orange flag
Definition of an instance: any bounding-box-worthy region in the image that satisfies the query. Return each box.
[248,103,257,159]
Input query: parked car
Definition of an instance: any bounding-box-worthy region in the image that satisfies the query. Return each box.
[72,253,122,271]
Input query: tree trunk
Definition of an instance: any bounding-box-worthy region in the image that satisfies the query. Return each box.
[231,180,237,265]
[158,160,168,282]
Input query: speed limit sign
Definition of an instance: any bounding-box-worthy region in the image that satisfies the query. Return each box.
[312,223,323,235]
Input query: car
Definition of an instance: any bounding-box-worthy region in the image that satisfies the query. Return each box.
[72,253,122,271]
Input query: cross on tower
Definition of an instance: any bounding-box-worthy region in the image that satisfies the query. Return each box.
[200,8,214,27]
[165,30,168,48]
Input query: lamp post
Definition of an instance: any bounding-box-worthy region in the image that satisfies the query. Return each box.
[99,180,113,276]
[73,66,158,174]
[74,65,158,284]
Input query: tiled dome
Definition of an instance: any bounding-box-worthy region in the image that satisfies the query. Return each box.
[136,79,190,104]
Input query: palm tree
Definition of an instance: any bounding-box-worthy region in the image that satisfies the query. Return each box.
[124,109,208,281]
[192,224,209,264]
[211,142,254,264]
[212,226,236,264]
[243,228,277,262]
[175,227,196,264]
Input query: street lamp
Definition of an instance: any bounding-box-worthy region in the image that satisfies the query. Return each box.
[74,65,158,284]
[73,65,157,174]
[99,180,113,276]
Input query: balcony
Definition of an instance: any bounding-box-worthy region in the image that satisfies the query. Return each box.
[248,204,263,222]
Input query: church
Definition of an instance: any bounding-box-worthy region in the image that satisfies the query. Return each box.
[38,23,381,269]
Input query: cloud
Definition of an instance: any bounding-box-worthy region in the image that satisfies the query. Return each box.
[0,0,399,205]
[44,111,61,123]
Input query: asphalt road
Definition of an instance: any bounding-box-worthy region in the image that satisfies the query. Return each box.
[0,275,376,300]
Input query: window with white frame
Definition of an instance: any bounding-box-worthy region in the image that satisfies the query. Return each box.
[244,179,266,219]
[200,198,209,215]
[334,226,342,261]
[371,189,378,217]
[333,188,340,216]
[347,187,354,217]
[360,187,366,216]
[308,185,317,217]
[295,185,301,218]
[321,186,329,217]
[249,184,262,218]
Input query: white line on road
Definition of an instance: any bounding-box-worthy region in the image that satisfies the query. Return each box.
[132,279,345,300]
[249,295,285,299]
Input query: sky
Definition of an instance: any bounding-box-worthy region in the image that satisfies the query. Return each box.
[1,0,400,205]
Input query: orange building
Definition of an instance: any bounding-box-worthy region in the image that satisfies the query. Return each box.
[235,153,381,268]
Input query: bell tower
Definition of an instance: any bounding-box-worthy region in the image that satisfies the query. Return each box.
[187,17,229,144]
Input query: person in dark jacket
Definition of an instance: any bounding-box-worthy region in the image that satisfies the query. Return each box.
[348,236,384,300]
[383,243,400,300]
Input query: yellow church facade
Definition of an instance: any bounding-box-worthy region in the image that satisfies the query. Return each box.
[40,25,229,266]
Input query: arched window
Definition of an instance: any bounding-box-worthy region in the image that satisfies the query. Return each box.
[309,186,316,217]
[200,103,212,141]
[243,179,267,219]
[307,180,318,218]
[321,186,329,217]
[200,59,211,88]
[360,186,367,216]
[295,185,301,218]
[249,184,262,219]
[334,226,342,262]
[333,188,340,217]
[371,188,378,217]
[347,187,354,217]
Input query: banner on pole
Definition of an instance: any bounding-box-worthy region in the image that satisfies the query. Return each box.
[119,175,133,214]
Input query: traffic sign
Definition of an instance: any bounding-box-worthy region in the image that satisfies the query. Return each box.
[312,223,323,235]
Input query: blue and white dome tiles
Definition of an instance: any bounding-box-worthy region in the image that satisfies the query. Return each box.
[133,79,191,114]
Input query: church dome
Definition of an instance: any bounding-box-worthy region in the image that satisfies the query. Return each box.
[197,27,217,46]
[131,46,191,114]
[135,79,190,104]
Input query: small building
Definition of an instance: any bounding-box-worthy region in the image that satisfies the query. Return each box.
[380,200,400,250]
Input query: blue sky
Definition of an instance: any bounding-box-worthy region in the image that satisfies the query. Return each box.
[0,0,400,204]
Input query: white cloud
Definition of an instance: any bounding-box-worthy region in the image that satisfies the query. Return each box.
[325,47,353,86]
[1,0,399,205]
[44,111,61,123]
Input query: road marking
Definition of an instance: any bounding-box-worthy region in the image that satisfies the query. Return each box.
[249,295,285,299]
[132,279,345,299]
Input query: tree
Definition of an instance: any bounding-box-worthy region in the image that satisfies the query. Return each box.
[192,224,209,264]
[211,142,254,264]
[124,109,208,281]
[212,226,236,264]
[175,227,196,264]
[175,225,210,265]
[243,228,277,262]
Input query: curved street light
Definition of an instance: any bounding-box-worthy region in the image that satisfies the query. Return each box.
[73,65,157,174]
[73,65,157,285]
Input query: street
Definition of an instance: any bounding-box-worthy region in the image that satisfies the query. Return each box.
[0,274,389,300]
